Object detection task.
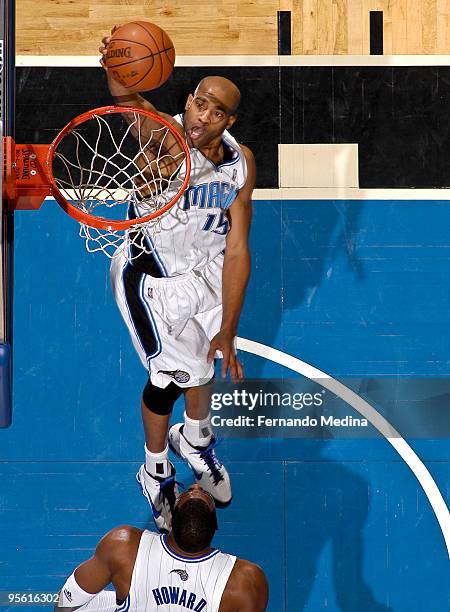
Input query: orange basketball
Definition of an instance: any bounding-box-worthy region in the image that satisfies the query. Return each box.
[105,21,175,93]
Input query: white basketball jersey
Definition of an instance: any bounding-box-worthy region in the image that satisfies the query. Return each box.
[119,531,236,612]
[131,114,247,277]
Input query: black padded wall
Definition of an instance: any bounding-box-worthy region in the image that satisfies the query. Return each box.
[16,65,450,188]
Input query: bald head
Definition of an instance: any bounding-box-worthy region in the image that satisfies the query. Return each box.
[194,76,241,114]
[184,76,240,146]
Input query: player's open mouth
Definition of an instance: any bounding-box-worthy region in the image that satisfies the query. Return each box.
[189,126,205,140]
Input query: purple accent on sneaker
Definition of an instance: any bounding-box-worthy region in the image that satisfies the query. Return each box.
[192,437,224,486]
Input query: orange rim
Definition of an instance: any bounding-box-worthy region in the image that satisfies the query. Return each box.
[46,105,191,231]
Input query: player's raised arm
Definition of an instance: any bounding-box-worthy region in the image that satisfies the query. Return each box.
[55,526,140,611]
[99,24,185,187]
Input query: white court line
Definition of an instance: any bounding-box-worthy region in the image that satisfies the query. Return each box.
[16,55,450,68]
[237,336,450,558]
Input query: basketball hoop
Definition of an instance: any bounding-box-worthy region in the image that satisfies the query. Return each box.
[3,106,191,259]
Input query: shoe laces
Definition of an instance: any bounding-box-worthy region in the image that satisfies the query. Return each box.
[193,438,224,485]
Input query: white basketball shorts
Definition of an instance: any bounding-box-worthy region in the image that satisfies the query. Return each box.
[110,253,224,389]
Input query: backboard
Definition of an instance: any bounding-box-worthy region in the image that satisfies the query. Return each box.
[0,0,14,427]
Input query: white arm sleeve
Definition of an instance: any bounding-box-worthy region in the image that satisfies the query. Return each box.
[56,573,118,611]
[73,591,117,611]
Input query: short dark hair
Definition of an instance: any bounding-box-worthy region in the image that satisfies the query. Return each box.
[171,498,218,553]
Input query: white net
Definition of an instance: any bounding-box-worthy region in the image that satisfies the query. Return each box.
[78,215,162,259]
[51,108,188,259]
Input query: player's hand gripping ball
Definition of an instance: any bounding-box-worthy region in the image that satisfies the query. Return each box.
[105,21,175,92]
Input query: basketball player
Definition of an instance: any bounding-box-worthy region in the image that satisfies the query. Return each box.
[100,29,256,533]
[55,484,268,611]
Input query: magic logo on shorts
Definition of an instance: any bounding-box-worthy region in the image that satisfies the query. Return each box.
[158,369,191,383]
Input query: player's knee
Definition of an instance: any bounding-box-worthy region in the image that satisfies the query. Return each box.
[142,379,184,416]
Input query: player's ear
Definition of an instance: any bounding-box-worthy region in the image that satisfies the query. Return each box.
[226,113,237,129]
[185,94,194,110]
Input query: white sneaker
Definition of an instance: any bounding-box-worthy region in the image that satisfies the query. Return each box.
[136,464,178,533]
[168,423,232,505]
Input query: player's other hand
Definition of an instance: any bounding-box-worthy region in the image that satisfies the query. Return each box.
[207,330,243,380]
[99,24,121,68]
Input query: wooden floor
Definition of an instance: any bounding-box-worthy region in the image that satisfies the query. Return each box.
[16,0,450,56]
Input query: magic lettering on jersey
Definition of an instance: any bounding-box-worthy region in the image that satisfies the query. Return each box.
[152,587,207,610]
[182,181,237,211]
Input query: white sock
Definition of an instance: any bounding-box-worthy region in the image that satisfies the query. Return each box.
[145,444,171,478]
[183,412,213,448]
[58,573,118,611]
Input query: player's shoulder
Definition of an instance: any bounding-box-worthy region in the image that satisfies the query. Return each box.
[239,143,255,166]
[221,558,268,610]
[232,558,266,584]
[224,134,255,180]
[154,111,184,137]
[102,524,143,541]
[223,131,253,158]
[172,113,186,134]
[95,525,143,567]
[236,143,256,194]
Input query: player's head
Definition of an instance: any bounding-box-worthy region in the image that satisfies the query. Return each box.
[184,76,241,148]
[171,484,218,553]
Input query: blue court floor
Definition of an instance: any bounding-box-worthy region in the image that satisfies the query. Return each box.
[0,198,449,611]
